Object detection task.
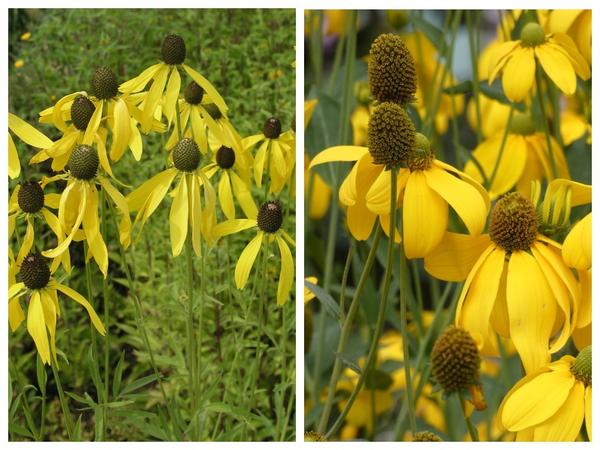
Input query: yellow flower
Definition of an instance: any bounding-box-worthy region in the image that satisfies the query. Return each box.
[8,254,105,365]
[14,59,24,68]
[20,32,31,41]
[425,192,577,374]
[466,93,512,138]
[8,180,70,272]
[304,154,331,220]
[243,117,294,194]
[547,10,591,65]
[42,145,131,277]
[8,112,53,179]
[213,201,295,305]
[127,138,216,257]
[350,104,370,146]
[488,21,590,102]
[498,348,591,441]
[119,34,227,133]
[463,111,570,199]
[560,95,591,145]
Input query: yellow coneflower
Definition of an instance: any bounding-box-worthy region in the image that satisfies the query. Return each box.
[8,112,53,179]
[488,21,590,102]
[42,144,131,277]
[119,34,227,133]
[8,254,105,365]
[8,180,70,272]
[498,347,591,441]
[214,200,294,305]
[127,137,216,257]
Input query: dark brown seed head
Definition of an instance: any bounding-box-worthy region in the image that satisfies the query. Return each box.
[172,138,200,172]
[161,34,186,65]
[367,102,415,168]
[216,146,235,169]
[91,66,118,100]
[69,144,99,180]
[184,81,204,105]
[263,117,282,139]
[17,181,44,214]
[257,201,283,233]
[20,253,50,290]
[70,95,96,131]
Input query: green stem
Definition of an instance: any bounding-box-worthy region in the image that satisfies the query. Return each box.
[316,224,383,432]
[100,189,110,440]
[51,362,74,440]
[338,239,355,324]
[487,106,515,190]
[185,231,197,440]
[324,168,398,439]
[326,24,347,95]
[459,392,480,441]
[534,65,558,178]
[467,11,483,143]
[309,11,323,85]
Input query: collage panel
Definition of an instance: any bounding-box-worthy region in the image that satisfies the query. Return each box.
[8,8,295,442]
[304,9,591,442]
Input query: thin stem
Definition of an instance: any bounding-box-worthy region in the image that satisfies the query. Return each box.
[309,11,323,85]
[316,224,383,432]
[9,359,39,440]
[51,362,74,440]
[326,31,346,95]
[467,11,483,143]
[534,65,558,178]
[185,227,197,440]
[459,392,480,441]
[100,189,110,440]
[324,168,398,439]
[338,240,355,324]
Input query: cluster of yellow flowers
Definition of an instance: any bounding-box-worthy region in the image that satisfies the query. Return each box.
[306,9,590,442]
[9,33,296,366]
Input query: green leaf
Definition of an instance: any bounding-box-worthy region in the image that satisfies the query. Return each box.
[121,374,158,395]
[365,368,394,391]
[112,351,126,398]
[411,14,447,54]
[336,352,362,375]
[36,355,47,396]
[73,415,83,441]
[443,80,473,95]
[304,280,340,320]
[479,80,511,105]
[9,422,34,439]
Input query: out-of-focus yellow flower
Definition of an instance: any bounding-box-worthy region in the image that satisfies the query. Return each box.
[305,154,331,219]
[467,93,512,138]
[351,104,370,146]
[20,31,31,41]
[14,59,24,68]
[304,276,318,304]
[324,10,350,36]
[561,96,591,145]
[547,10,591,65]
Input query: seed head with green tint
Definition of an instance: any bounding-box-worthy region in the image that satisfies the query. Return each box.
[368,33,417,104]
[520,22,546,47]
[71,95,96,131]
[510,112,536,135]
[304,431,327,442]
[90,66,118,100]
[367,102,415,168]
[257,201,283,233]
[69,145,99,180]
[172,138,200,172]
[489,192,538,253]
[216,146,235,169]
[407,133,434,171]
[571,346,591,387]
[161,34,186,65]
[431,326,481,393]
[18,181,45,214]
[263,117,282,139]
[184,81,204,105]
[203,103,222,120]
[20,253,50,290]
[412,431,443,442]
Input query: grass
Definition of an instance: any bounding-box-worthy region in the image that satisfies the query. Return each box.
[9,8,295,441]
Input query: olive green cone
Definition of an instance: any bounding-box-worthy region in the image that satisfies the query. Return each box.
[489,192,538,253]
[257,201,283,233]
[412,431,443,441]
[71,95,96,131]
[18,181,44,214]
[162,34,186,65]
[91,66,118,100]
[263,117,282,139]
[572,346,591,386]
[304,431,327,442]
[203,103,222,120]
[20,254,50,290]
[367,102,415,168]
[69,145,99,180]
[173,138,200,172]
[431,326,481,393]
[368,33,417,104]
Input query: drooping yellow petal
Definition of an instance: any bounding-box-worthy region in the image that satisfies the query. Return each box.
[502,47,535,102]
[253,139,270,188]
[533,381,585,441]
[169,175,189,257]
[424,165,487,235]
[230,171,257,219]
[562,213,591,270]
[346,202,377,241]
[8,282,26,301]
[584,386,592,440]
[163,66,181,127]
[27,291,51,365]
[234,231,263,289]
[365,168,409,214]
[182,64,228,115]
[189,174,202,256]
[8,134,20,179]
[128,169,178,227]
[276,235,294,305]
[535,44,576,95]
[424,232,492,282]
[8,113,53,149]
[549,34,590,79]
[109,97,131,161]
[213,218,257,237]
[98,176,131,248]
[197,104,226,144]
[309,146,369,168]
[82,185,108,276]
[189,105,208,153]
[16,218,35,266]
[51,92,83,132]
[44,183,87,259]
[403,171,448,259]
[141,65,170,133]
[83,101,104,146]
[9,297,25,332]
[501,369,574,431]
[218,171,235,219]
[506,251,556,373]
[127,118,143,161]
[40,290,58,364]
[242,133,264,151]
[55,282,106,335]
[488,40,520,81]
[119,62,163,93]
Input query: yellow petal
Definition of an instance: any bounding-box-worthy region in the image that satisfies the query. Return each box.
[424,165,487,235]
[163,67,181,127]
[533,381,585,441]
[8,282,26,301]
[27,291,51,364]
[535,44,576,95]
[82,101,103,146]
[213,218,256,237]
[501,369,574,431]
[99,177,131,248]
[424,232,492,282]
[55,282,106,335]
[141,65,170,132]
[230,171,257,219]
[52,92,83,132]
[183,64,228,114]
[506,251,556,373]
[128,169,178,225]
[189,175,202,256]
[44,183,87,259]
[242,133,264,151]
[276,235,294,305]
[434,159,490,211]
[270,140,287,178]
[169,175,189,257]
[549,34,590,79]
[109,97,131,161]
[190,105,208,153]
[95,130,114,178]
[502,47,535,102]
[365,168,409,214]
[585,386,592,440]
[9,296,25,331]
[16,218,35,266]
[8,113,53,148]
[8,134,20,179]
[82,185,108,276]
[253,139,269,188]
[346,202,377,241]
[488,40,520,81]
[119,63,163,93]
[403,171,448,259]
[218,172,235,219]
[562,213,591,270]
[309,146,369,168]
[234,231,263,289]
[40,290,58,364]
[128,118,143,160]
